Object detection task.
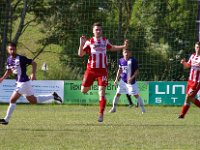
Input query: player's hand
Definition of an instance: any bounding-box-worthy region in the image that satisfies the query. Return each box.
[180,58,186,64]
[124,39,128,49]
[114,80,118,86]
[29,74,36,80]
[80,36,87,46]
[127,77,133,84]
[0,77,3,83]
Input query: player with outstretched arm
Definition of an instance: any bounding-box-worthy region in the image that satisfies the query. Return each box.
[0,42,62,125]
[78,22,128,122]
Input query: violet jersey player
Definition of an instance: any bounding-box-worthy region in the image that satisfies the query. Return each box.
[109,49,145,114]
[119,57,138,85]
[0,42,62,125]
[6,55,32,82]
[83,37,112,69]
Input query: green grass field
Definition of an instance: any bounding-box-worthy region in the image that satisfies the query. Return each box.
[0,105,200,150]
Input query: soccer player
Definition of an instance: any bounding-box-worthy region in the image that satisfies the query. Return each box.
[178,42,200,118]
[78,22,128,122]
[0,42,62,125]
[109,49,145,114]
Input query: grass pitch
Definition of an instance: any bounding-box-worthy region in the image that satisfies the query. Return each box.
[0,104,200,150]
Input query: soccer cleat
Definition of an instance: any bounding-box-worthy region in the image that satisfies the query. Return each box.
[0,119,9,125]
[178,115,184,119]
[129,104,134,108]
[98,114,104,122]
[109,107,116,113]
[53,92,62,103]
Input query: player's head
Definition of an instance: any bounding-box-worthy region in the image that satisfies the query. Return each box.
[195,42,200,55]
[92,22,102,38]
[7,42,17,56]
[122,49,131,59]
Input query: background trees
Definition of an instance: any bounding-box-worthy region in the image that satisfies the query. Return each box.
[0,0,198,80]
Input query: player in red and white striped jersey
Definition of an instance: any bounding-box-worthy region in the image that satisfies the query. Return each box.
[78,22,128,122]
[178,42,200,118]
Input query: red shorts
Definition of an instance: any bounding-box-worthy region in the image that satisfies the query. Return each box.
[186,80,200,97]
[82,68,108,87]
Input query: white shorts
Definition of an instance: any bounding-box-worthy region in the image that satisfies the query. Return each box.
[116,79,140,95]
[15,81,34,96]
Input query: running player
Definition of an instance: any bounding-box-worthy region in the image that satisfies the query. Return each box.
[109,49,145,114]
[78,22,128,122]
[178,42,200,118]
[0,42,62,125]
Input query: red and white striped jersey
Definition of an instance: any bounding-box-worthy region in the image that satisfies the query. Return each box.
[188,53,200,82]
[83,37,112,69]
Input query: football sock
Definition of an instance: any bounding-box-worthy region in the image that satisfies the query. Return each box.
[137,96,145,113]
[194,99,200,108]
[112,95,120,108]
[4,103,16,122]
[36,95,54,103]
[180,103,190,116]
[99,96,106,114]
[126,94,133,105]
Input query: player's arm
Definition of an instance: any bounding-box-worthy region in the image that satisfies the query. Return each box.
[181,58,190,69]
[129,69,139,83]
[109,39,128,52]
[29,61,37,80]
[0,69,12,83]
[78,36,87,57]
[114,68,122,86]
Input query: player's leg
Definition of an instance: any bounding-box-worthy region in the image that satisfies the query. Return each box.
[134,94,145,113]
[97,70,108,122]
[126,94,134,107]
[128,82,145,113]
[109,93,121,113]
[98,86,106,122]
[81,69,95,94]
[0,91,21,125]
[109,79,127,113]
[178,81,196,118]
[25,81,62,104]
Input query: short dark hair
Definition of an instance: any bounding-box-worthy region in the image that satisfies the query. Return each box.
[123,48,129,52]
[92,22,102,28]
[7,42,17,48]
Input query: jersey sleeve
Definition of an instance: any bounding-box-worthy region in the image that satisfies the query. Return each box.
[21,56,33,65]
[83,41,91,53]
[118,59,122,69]
[6,58,11,70]
[106,39,112,50]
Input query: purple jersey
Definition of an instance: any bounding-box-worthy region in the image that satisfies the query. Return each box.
[118,57,138,84]
[6,55,32,82]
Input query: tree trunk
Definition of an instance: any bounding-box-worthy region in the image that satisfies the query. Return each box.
[13,0,27,44]
[0,0,10,75]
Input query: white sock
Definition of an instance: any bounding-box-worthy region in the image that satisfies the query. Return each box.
[4,103,16,122]
[113,95,120,108]
[36,95,54,103]
[137,96,145,113]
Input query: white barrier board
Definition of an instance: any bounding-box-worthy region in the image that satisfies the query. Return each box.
[0,80,64,103]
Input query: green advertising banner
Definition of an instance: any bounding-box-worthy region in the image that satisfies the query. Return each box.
[64,81,149,105]
[149,81,187,105]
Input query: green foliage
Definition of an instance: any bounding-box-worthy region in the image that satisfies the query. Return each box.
[0,0,198,80]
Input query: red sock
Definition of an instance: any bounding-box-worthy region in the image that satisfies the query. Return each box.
[99,96,106,114]
[194,99,200,108]
[180,104,190,117]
